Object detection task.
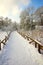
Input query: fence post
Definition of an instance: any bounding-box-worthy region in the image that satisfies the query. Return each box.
[38,44,41,53]
[5,36,7,42]
[0,40,1,50]
[35,42,37,48]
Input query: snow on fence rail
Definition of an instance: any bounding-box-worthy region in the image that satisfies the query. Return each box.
[18,31,43,54]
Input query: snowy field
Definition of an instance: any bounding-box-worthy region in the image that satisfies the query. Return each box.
[0,31,43,65]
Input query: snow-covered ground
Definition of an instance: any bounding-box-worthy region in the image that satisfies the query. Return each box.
[0,31,43,65]
[0,31,8,41]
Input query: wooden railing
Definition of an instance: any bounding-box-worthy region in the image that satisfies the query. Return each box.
[0,31,11,50]
[0,36,8,50]
[18,31,43,54]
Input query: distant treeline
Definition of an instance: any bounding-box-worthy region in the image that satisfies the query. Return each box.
[0,17,19,31]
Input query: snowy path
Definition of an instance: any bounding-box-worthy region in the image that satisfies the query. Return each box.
[0,31,43,65]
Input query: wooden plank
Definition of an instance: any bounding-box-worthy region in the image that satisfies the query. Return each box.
[40,45,43,50]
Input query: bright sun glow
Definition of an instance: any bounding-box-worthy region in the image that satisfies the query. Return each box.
[0,0,31,23]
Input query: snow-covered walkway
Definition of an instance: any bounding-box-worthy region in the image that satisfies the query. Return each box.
[0,31,43,65]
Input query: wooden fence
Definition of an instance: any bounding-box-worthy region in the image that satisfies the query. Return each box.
[0,31,11,50]
[18,31,43,54]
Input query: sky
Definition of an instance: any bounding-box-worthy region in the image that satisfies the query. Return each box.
[0,0,43,23]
